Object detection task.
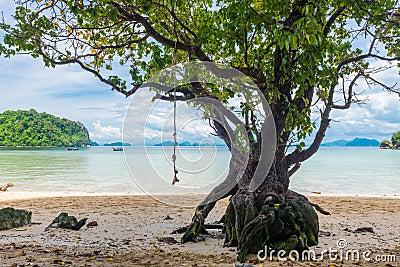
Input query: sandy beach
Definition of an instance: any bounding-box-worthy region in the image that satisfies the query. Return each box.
[0,193,399,266]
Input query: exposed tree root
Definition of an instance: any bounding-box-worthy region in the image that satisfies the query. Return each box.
[311,203,331,215]
[226,193,319,262]
[286,189,331,215]
[181,187,330,262]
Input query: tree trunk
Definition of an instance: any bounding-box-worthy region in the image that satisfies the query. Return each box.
[182,159,321,263]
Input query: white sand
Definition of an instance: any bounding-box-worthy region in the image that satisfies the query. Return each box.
[0,194,399,266]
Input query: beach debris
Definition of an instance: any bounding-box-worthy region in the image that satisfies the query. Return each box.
[45,212,87,231]
[53,247,63,253]
[86,221,98,228]
[122,239,131,245]
[163,215,173,220]
[319,230,335,237]
[0,207,32,230]
[54,259,72,265]
[354,227,374,233]
[157,236,179,244]
[14,227,28,231]
[0,182,13,192]
[344,226,374,234]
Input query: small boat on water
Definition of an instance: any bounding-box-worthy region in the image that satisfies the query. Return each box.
[112,147,123,151]
[67,147,78,151]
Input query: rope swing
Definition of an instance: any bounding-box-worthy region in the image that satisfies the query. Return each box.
[172,45,179,185]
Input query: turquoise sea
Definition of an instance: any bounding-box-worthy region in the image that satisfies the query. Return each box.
[0,146,399,197]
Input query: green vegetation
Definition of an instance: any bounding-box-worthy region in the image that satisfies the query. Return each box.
[380,131,400,149]
[380,139,393,149]
[0,109,90,147]
[392,131,400,148]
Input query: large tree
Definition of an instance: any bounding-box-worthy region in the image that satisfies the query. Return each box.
[1,0,400,262]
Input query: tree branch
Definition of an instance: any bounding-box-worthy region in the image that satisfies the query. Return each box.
[332,72,362,109]
[339,53,400,70]
[324,6,345,36]
[110,2,210,61]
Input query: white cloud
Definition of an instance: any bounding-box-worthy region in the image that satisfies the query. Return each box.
[0,55,132,143]
[323,93,400,142]
[369,91,400,117]
[89,120,122,142]
[0,40,398,146]
[122,88,226,145]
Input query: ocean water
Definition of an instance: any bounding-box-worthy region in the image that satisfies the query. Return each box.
[290,147,400,196]
[0,146,399,197]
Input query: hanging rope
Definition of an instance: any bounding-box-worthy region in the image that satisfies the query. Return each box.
[172,43,179,185]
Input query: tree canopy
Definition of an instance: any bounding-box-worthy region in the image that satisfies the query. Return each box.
[392,130,400,146]
[0,109,90,147]
[1,0,399,161]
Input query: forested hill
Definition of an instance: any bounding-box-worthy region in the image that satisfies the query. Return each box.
[0,109,91,147]
[380,131,400,149]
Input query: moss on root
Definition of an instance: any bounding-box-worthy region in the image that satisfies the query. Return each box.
[224,194,319,262]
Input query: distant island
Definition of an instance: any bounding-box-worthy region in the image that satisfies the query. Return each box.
[91,141,99,146]
[154,141,226,147]
[380,131,400,149]
[0,109,90,147]
[103,142,131,146]
[321,137,380,147]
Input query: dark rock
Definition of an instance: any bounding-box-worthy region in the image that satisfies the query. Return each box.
[354,227,374,233]
[319,230,334,237]
[46,212,87,231]
[380,143,392,149]
[0,183,13,192]
[163,215,173,220]
[344,226,374,233]
[0,207,32,230]
[157,236,178,244]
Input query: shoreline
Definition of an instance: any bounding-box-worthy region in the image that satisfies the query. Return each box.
[1,190,400,202]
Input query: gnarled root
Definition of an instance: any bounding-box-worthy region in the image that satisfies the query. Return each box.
[181,211,207,243]
[286,189,331,215]
[181,168,238,243]
[225,192,319,262]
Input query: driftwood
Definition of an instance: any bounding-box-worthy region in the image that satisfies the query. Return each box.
[0,207,32,230]
[0,183,14,192]
[344,227,374,234]
[45,212,87,231]
[157,236,178,244]
[171,223,224,234]
[86,221,98,228]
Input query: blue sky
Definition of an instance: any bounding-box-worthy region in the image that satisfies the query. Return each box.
[0,55,131,144]
[0,2,399,145]
[1,54,398,145]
